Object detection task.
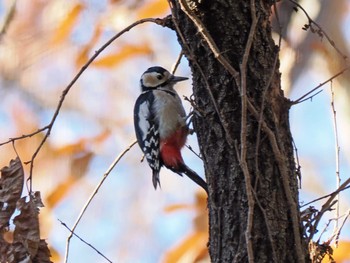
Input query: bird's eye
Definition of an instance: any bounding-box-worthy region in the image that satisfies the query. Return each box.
[156,74,163,80]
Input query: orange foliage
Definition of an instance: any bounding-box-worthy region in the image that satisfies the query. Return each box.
[163,232,208,263]
[51,3,85,45]
[136,0,170,19]
[331,241,350,262]
[163,191,209,263]
[92,44,153,68]
[46,130,110,208]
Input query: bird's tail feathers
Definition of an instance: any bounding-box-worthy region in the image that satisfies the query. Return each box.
[152,170,161,190]
[176,164,208,194]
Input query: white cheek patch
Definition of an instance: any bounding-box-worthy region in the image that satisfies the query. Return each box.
[142,73,160,88]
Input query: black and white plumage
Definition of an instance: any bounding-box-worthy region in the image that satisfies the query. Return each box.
[134,90,161,186]
[133,66,208,193]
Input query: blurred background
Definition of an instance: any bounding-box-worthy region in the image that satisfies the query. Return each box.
[0,0,350,262]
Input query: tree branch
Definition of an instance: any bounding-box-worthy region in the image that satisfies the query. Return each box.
[64,140,137,263]
[292,65,350,104]
[59,219,112,263]
[288,0,347,60]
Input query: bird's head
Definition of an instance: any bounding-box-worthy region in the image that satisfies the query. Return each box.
[140,66,188,92]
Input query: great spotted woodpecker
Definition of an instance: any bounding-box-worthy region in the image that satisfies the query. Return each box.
[133,66,208,194]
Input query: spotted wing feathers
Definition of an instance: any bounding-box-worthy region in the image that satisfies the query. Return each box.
[134,92,161,189]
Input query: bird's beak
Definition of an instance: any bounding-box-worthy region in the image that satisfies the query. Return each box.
[170,75,189,83]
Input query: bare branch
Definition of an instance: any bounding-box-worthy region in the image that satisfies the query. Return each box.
[171,51,184,74]
[0,126,49,147]
[0,0,17,41]
[185,144,202,160]
[64,140,137,263]
[301,181,350,208]
[59,219,112,263]
[168,3,236,146]
[295,90,323,104]
[330,82,341,245]
[292,65,350,104]
[328,209,350,245]
[247,99,305,263]
[288,0,348,60]
[176,0,240,86]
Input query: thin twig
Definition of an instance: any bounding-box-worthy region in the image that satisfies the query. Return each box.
[177,0,240,87]
[171,51,184,74]
[0,126,49,147]
[252,2,281,261]
[64,141,137,263]
[0,0,17,41]
[255,0,282,173]
[327,209,350,244]
[330,81,341,246]
[308,200,338,242]
[239,0,258,261]
[292,65,350,104]
[251,189,278,263]
[301,178,350,208]
[168,2,235,147]
[295,90,323,104]
[59,219,113,263]
[288,0,347,60]
[316,216,333,244]
[292,139,302,188]
[185,144,202,160]
[247,99,305,263]
[307,179,350,242]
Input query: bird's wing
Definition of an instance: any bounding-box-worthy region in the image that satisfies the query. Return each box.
[134,92,161,187]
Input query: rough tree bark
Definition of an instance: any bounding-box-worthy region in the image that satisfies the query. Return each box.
[169,0,309,262]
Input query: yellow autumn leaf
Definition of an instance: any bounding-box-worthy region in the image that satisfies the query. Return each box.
[46,151,93,208]
[331,241,350,262]
[46,176,77,208]
[164,203,194,213]
[54,130,110,155]
[163,232,208,263]
[136,0,169,19]
[51,3,84,45]
[93,44,152,68]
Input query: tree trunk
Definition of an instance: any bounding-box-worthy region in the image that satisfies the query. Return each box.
[169,0,309,262]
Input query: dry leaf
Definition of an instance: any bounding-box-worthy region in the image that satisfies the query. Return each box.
[46,175,78,208]
[33,240,53,263]
[0,157,24,230]
[93,44,152,68]
[12,196,41,261]
[0,236,11,263]
[54,130,110,155]
[70,151,94,179]
[46,151,93,208]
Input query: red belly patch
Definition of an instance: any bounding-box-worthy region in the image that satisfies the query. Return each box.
[160,128,188,169]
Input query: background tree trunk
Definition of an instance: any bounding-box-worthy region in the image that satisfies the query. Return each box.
[169,0,309,262]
